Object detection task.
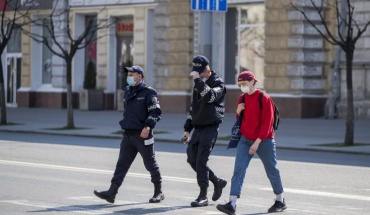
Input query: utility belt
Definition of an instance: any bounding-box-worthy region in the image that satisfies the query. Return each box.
[123,129,142,136]
[193,122,219,129]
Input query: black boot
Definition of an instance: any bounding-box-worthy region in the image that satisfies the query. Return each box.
[94,183,119,204]
[191,187,208,207]
[210,176,227,201]
[149,184,165,203]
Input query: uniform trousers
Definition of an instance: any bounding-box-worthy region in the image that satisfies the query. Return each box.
[187,124,219,188]
[111,130,162,187]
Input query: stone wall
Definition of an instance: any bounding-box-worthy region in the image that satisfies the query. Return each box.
[338,64,370,119]
[153,0,194,113]
[264,0,335,118]
[337,0,370,119]
[153,0,193,91]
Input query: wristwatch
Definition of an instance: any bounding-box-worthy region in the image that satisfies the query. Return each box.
[146,126,151,131]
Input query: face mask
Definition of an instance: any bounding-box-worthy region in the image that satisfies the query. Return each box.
[241,86,250,93]
[127,76,136,86]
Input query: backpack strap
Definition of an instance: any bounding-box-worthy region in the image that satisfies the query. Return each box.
[259,91,264,109]
[241,93,245,103]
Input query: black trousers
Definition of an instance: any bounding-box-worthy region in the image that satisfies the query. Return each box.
[187,125,219,188]
[111,130,162,187]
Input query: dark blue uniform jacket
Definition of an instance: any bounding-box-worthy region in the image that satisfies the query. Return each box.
[119,82,161,131]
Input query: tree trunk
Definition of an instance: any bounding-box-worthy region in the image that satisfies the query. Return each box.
[0,59,7,125]
[66,59,75,128]
[344,50,354,145]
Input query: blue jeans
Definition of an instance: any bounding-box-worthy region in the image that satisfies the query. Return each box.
[230,136,284,198]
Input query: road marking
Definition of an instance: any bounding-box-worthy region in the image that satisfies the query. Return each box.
[0,200,113,214]
[260,187,370,201]
[0,159,196,183]
[287,208,331,214]
[1,159,369,205]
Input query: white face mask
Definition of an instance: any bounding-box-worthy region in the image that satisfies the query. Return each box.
[241,86,250,93]
[127,76,136,86]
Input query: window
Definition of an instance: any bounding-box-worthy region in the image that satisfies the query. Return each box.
[85,15,97,68]
[116,16,134,89]
[7,25,21,53]
[225,4,265,87]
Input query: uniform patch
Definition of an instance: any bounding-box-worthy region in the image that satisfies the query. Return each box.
[152,96,159,104]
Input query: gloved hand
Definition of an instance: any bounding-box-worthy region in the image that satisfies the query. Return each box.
[182,131,190,144]
[190,71,200,80]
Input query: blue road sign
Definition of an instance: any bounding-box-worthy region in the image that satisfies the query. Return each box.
[191,0,227,12]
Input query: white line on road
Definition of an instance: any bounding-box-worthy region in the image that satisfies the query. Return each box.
[2,159,368,203]
[0,159,197,183]
[260,187,370,201]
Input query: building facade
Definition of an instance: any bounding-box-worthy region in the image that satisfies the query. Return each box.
[1,0,369,118]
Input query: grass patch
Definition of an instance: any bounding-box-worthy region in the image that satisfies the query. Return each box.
[311,143,370,147]
[0,122,23,126]
[112,130,170,135]
[153,130,169,134]
[218,135,231,141]
[44,127,90,130]
[112,130,123,135]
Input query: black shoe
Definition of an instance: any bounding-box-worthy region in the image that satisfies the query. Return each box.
[94,190,116,203]
[94,183,119,204]
[191,196,208,207]
[149,192,165,203]
[268,199,287,213]
[212,178,227,201]
[216,201,236,215]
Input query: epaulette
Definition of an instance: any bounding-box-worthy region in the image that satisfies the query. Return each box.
[145,86,156,92]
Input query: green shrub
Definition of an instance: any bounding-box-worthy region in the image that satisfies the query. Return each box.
[83,61,97,89]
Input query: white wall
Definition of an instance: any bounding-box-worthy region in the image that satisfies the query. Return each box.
[145,9,154,86]
[30,22,42,90]
[1,49,7,101]
[107,17,117,94]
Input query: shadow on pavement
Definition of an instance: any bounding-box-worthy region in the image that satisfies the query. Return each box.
[28,203,121,213]
[113,205,194,214]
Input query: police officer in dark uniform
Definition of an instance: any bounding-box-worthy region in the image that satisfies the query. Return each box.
[182,55,228,207]
[94,65,164,204]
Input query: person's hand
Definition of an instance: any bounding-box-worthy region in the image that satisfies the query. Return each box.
[190,71,200,80]
[236,103,245,115]
[249,139,261,155]
[140,128,150,139]
[182,131,190,144]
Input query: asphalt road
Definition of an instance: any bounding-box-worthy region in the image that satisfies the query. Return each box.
[0,132,369,215]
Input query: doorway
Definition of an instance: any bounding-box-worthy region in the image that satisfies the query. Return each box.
[116,16,134,90]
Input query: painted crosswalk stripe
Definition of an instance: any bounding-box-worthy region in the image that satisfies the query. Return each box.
[260,187,370,201]
[0,159,196,183]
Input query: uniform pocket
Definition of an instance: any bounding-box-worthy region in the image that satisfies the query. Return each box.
[144,137,154,145]
[143,132,154,145]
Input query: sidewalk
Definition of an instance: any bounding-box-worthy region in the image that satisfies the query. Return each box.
[1,107,370,155]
